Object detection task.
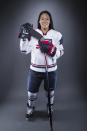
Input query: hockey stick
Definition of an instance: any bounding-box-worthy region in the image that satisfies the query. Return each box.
[44,53,53,131]
[30,29,54,131]
[29,29,54,131]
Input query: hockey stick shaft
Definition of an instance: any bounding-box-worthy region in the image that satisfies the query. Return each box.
[44,54,53,131]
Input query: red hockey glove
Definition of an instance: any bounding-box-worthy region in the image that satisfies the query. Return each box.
[39,39,56,57]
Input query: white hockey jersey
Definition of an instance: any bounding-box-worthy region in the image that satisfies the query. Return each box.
[20,29,64,72]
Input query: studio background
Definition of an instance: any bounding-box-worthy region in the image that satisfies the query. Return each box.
[0,0,86,131]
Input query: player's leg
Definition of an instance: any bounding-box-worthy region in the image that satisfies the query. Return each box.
[44,71,56,114]
[26,69,42,119]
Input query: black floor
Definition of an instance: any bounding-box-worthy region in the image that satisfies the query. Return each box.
[0,83,86,131]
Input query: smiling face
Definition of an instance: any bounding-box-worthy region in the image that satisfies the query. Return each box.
[39,13,50,30]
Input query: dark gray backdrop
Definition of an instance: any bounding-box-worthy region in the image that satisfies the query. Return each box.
[0,0,86,131]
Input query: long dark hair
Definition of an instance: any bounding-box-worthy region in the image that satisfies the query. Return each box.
[37,10,54,30]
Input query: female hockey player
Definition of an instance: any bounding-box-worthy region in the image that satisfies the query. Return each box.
[19,10,64,119]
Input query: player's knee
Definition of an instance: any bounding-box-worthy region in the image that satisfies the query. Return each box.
[28,91,38,101]
[45,90,54,97]
[50,90,54,98]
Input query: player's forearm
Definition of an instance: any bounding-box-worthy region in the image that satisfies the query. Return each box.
[20,38,29,54]
[56,44,64,59]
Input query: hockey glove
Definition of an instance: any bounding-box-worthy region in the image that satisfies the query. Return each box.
[39,39,57,57]
[18,23,33,41]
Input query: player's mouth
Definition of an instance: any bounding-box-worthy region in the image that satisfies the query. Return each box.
[42,23,48,26]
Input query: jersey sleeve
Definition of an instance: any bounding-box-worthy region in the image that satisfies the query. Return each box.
[55,32,64,59]
[20,38,33,54]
